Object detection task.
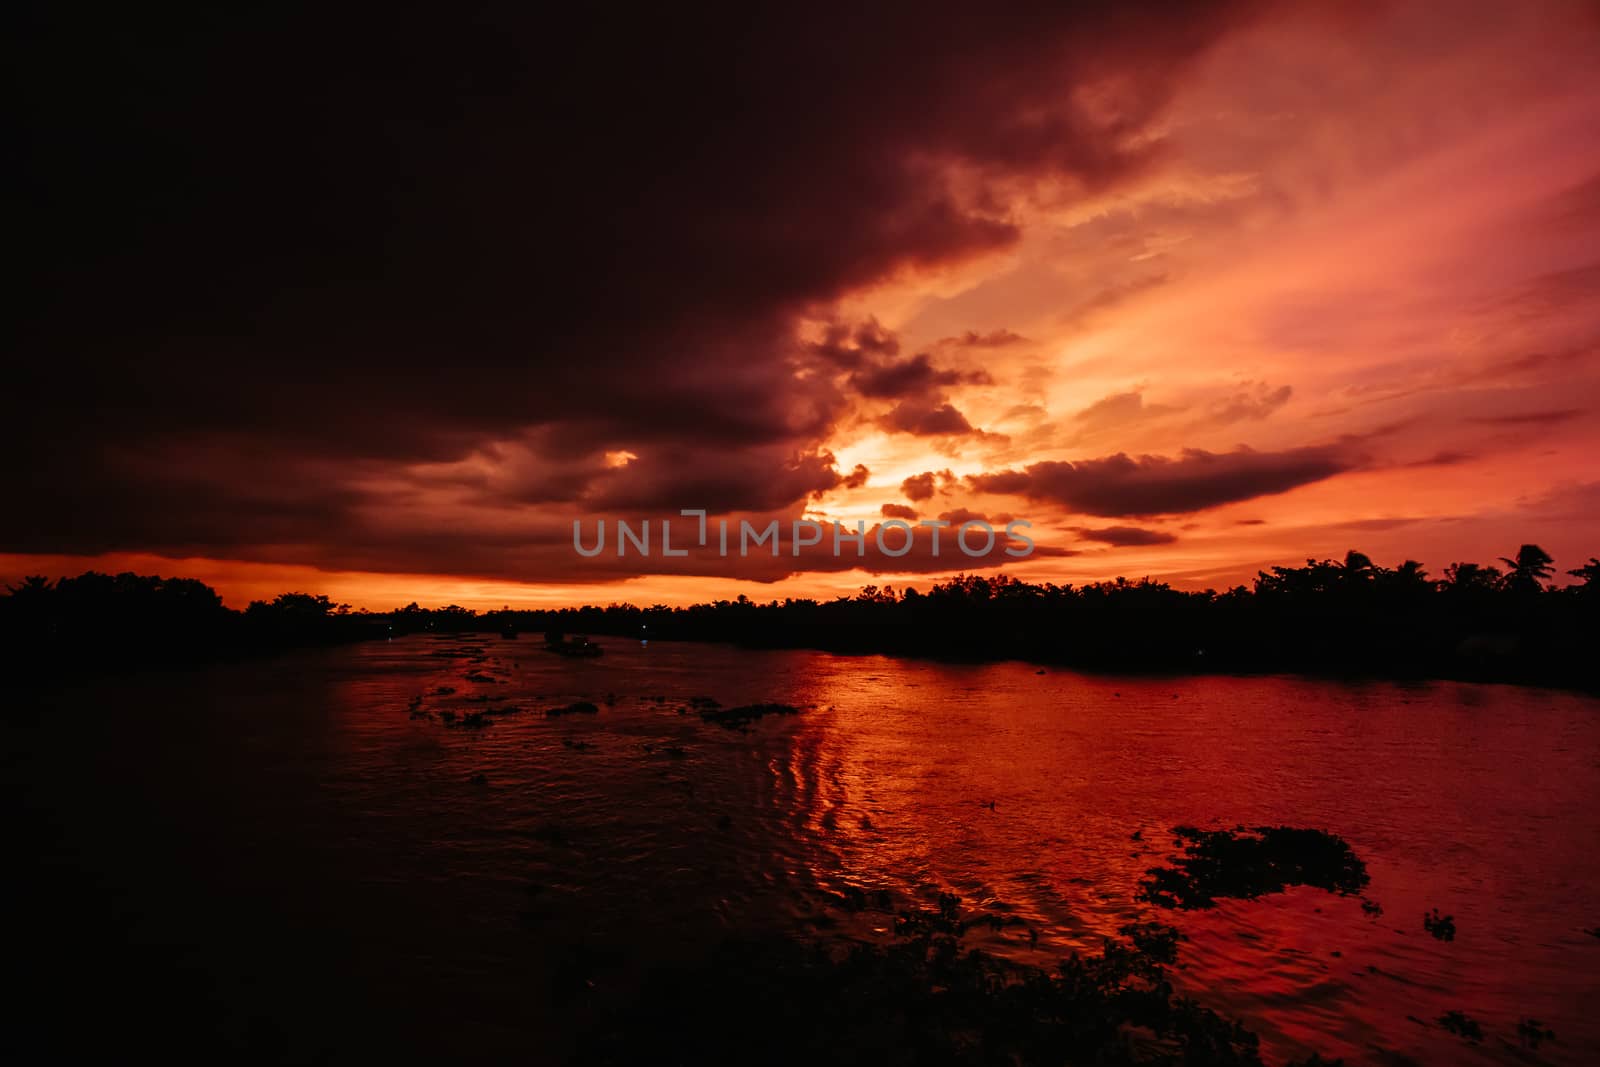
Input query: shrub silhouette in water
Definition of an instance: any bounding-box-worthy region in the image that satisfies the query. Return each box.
[546,701,599,718]
[1516,1017,1556,1050]
[571,893,1311,1066]
[1423,908,1456,941]
[699,702,802,730]
[1438,1010,1482,1043]
[1138,826,1369,910]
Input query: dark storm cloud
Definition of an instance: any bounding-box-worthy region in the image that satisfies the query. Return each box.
[881,400,980,436]
[584,448,851,513]
[943,329,1028,348]
[881,503,919,520]
[808,319,903,370]
[901,472,946,502]
[818,317,998,435]
[851,353,992,399]
[969,444,1357,517]
[1072,525,1178,546]
[7,2,1266,577]
[1405,450,1476,468]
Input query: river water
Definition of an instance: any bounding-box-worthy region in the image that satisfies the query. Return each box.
[9,634,1599,1063]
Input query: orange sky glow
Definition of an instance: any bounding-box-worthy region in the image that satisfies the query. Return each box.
[8,2,1599,610]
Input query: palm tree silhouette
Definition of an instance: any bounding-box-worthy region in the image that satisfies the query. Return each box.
[1567,558,1600,597]
[1394,560,1428,583]
[1341,550,1375,580]
[1498,544,1555,594]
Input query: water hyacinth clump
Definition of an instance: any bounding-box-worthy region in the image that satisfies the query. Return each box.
[1138,826,1370,911]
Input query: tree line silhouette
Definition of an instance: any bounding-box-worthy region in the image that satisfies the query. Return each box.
[4,545,1597,689]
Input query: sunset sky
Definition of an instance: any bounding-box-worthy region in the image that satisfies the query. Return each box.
[9,1,1600,608]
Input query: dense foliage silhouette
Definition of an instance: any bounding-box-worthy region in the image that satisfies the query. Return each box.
[0,573,382,677]
[4,544,1596,688]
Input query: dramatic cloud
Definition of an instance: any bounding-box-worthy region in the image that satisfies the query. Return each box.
[584,448,851,513]
[1073,525,1179,546]
[851,353,991,399]
[969,445,1358,517]
[943,329,1027,348]
[901,472,954,502]
[10,2,1600,603]
[881,400,981,436]
[8,3,1265,585]
[809,319,904,370]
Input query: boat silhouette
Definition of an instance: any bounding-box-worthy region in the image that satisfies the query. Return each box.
[543,630,603,657]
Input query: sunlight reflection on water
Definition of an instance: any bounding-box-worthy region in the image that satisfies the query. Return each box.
[13,634,1600,1063]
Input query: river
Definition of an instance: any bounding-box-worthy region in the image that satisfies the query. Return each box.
[9,634,1598,1063]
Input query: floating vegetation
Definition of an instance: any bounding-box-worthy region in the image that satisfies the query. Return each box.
[432,685,457,696]
[1138,826,1369,910]
[429,646,486,658]
[463,671,501,683]
[978,912,1028,933]
[1438,1010,1483,1043]
[687,695,721,709]
[892,892,965,938]
[1360,898,1383,918]
[546,701,599,718]
[562,738,594,751]
[699,702,802,730]
[1118,920,1185,964]
[468,772,488,785]
[1423,908,1456,942]
[1516,1017,1556,1050]
[572,893,1304,1066]
[449,711,493,729]
[834,885,896,912]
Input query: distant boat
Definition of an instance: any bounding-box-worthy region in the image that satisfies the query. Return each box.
[543,632,602,658]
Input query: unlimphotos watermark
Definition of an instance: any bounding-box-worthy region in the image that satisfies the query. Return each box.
[573,510,1033,559]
